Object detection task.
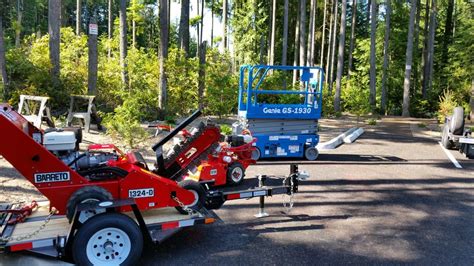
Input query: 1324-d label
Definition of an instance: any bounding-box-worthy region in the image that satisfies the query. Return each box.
[128,188,154,198]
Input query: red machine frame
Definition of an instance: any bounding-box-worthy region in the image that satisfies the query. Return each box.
[0,104,196,215]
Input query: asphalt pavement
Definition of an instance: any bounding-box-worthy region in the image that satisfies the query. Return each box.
[1,117,473,265]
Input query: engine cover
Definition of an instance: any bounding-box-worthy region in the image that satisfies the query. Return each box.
[44,131,77,151]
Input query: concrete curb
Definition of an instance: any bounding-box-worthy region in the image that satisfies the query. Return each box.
[317,127,358,150]
[343,127,365,143]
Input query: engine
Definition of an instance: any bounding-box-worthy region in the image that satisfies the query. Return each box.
[43,129,118,171]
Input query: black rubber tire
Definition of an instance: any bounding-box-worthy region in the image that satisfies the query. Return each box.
[205,197,225,210]
[450,107,465,135]
[226,162,245,186]
[175,180,206,215]
[251,148,261,161]
[304,146,319,161]
[441,125,454,149]
[72,213,143,266]
[66,186,113,222]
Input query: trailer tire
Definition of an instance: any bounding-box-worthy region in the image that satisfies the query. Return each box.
[175,180,205,215]
[304,147,319,161]
[66,186,113,222]
[226,162,245,186]
[450,107,465,135]
[441,125,454,149]
[72,213,143,266]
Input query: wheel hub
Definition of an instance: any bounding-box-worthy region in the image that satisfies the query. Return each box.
[231,167,243,182]
[86,227,131,265]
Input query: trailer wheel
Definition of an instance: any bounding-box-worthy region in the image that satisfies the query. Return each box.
[226,162,245,186]
[441,125,454,149]
[66,186,113,222]
[450,107,465,135]
[72,213,143,266]
[175,180,205,215]
[205,197,225,210]
[251,148,261,161]
[304,147,319,161]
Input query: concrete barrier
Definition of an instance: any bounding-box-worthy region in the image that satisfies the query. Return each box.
[343,127,365,143]
[317,127,358,150]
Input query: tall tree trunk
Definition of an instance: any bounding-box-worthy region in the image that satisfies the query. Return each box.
[325,0,333,85]
[306,0,316,66]
[292,6,300,84]
[196,0,200,57]
[299,0,307,67]
[119,0,129,89]
[0,16,8,100]
[108,0,113,58]
[49,0,61,90]
[368,0,377,112]
[421,0,430,98]
[441,0,454,83]
[380,0,391,115]
[222,0,227,50]
[159,0,169,111]
[329,0,338,91]
[210,0,214,47]
[282,0,289,65]
[198,41,206,110]
[179,0,190,56]
[366,0,371,35]
[347,0,357,77]
[320,0,327,67]
[16,0,22,47]
[88,16,98,95]
[76,0,81,35]
[413,0,421,93]
[269,0,276,65]
[402,0,417,117]
[426,0,436,92]
[132,0,137,48]
[200,0,204,46]
[334,0,347,112]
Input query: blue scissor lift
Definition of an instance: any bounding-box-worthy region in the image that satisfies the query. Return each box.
[234,65,324,160]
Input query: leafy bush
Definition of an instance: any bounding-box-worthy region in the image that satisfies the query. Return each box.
[341,74,371,120]
[220,124,232,136]
[103,91,149,148]
[437,90,458,123]
[367,118,377,125]
[204,49,238,116]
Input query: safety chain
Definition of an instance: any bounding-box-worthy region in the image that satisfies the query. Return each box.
[0,208,58,244]
[282,175,295,213]
[171,195,202,217]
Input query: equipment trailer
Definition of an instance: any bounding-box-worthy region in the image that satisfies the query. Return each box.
[0,164,308,265]
[0,103,311,264]
[0,199,216,264]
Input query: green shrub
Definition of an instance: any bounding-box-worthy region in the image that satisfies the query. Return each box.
[367,118,377,125]
[437,90,458,123]
[103,92,149,148]
[220,124,232,136]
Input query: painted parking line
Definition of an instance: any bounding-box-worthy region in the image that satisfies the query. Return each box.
[438,142,463,169]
